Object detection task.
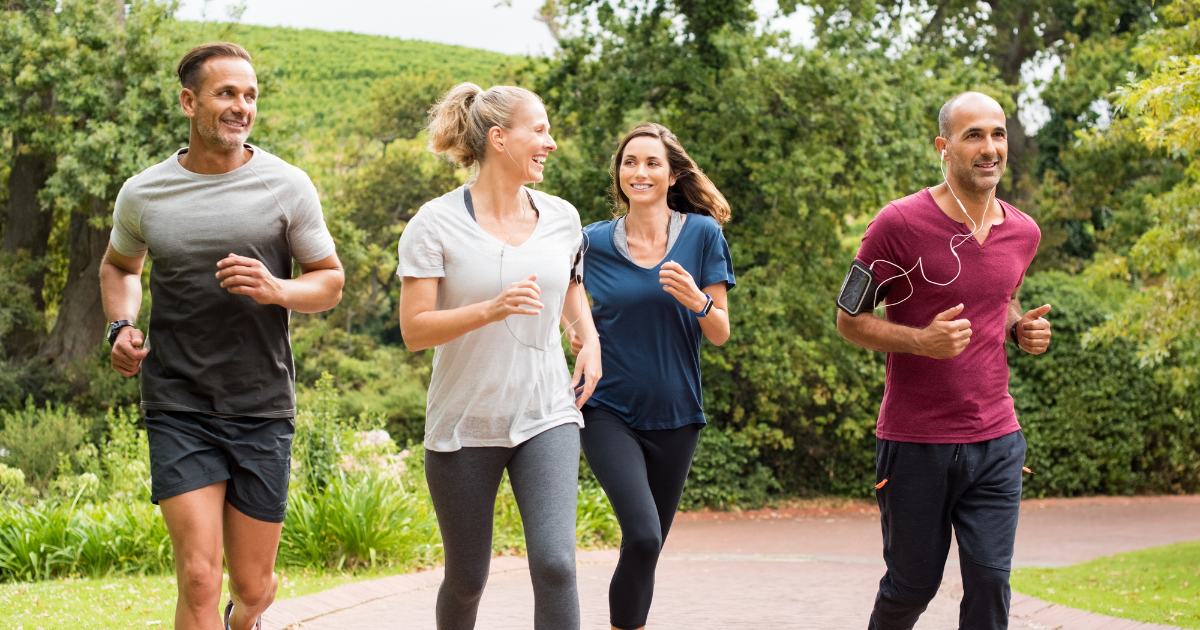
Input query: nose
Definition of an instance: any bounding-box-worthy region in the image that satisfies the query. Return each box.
[983,135,998,157]
[546,132,557,152]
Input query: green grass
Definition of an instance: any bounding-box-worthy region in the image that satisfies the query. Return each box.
[1012,541,1200,628]
[178,22,513,132]
[0,565,418,630]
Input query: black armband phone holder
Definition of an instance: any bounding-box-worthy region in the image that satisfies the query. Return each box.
[570,245,584,285]
[837,260,888,316]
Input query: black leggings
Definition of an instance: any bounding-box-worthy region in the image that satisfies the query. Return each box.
[580,406,702,630]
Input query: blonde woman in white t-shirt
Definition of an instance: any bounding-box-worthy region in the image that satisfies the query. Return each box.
[396,83,601,630]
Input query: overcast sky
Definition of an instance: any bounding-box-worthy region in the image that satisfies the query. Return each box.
[175,0,815,57]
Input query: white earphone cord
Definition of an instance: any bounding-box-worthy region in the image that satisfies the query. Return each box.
[868,155,995,309]
[497,190,590,353]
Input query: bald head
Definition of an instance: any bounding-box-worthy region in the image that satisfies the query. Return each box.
[938,92,1004,139]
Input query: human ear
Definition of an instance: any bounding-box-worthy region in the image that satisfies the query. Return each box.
[179,89,197,119]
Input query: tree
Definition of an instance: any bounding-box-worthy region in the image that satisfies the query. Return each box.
[534,0,1002,494]
[1085,1,1200,389]
[796,0,1160,202]
[0,0,186,363]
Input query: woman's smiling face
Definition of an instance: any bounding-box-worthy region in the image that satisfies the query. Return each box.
[498,98,556,184]
[619,136,677,209]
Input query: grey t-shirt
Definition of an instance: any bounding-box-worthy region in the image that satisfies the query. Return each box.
[396,185,584,451]
[111,145,336,418]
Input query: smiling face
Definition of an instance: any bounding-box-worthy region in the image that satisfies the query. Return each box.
[618,136,677,209]
[495,98,556,184]
[181,56,258,152]
[941,94,1008,194]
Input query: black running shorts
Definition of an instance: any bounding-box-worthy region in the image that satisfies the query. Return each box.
[145,409,294,523]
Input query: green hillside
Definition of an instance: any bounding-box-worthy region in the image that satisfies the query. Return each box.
[178,22,513,131]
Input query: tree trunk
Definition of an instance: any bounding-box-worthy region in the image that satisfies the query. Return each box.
[1000,109,1035,206]
[40,199,110,363]
[2,135,55,358]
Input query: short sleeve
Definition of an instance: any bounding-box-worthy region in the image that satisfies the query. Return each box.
[855,204,910,288]
[287,175,337,264]
[699,220,736,291]
[110,182,148,258]
[396,207,445,279]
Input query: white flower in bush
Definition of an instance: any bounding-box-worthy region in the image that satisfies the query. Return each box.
[359,429,392,447]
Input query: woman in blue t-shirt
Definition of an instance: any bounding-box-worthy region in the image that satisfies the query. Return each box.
[570,122,735,630]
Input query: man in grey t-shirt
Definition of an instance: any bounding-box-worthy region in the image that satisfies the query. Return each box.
[99,43,342,630]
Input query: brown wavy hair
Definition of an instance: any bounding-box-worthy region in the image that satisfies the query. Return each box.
[610,122,731,224]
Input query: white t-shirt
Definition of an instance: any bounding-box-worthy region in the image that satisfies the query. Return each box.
[396,185,584,451]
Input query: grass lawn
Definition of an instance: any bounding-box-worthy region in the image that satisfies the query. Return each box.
[0,564,432,630]
[1012,541,1200,628]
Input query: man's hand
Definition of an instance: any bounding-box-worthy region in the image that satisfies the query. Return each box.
[111,326,149,377]
[216,254,285,305]
[919,304,972,359]
[1015,304,1052,354]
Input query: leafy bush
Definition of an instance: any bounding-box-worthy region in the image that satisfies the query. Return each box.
[681,426,781,510]
[0,375,620,583]
[1010,272,1200,497]
[0,399,87,491]
[280,467,440,572]
[0,499,172,582]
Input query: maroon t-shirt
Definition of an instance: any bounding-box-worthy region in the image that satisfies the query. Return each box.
[855,188,1040,443]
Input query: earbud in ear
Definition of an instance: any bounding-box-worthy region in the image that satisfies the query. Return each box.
[941,149,947,160]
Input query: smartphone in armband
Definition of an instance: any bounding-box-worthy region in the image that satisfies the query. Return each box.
[837,260,888,316]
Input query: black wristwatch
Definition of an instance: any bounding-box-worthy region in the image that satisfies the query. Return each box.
[107,320,134,346]
[1009,320,1021,348]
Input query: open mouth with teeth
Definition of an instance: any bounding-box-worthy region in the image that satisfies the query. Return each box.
[222,119,249,131]
[532,156,547,165]
[630,183,652,191]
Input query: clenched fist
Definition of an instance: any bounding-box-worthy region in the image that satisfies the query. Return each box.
[1014,304,1052,354]
[919,304,972,359]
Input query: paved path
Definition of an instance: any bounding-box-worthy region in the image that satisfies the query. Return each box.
[267,496,1200,630]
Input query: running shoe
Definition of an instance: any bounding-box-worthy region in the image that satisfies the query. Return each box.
[223,600,262,630]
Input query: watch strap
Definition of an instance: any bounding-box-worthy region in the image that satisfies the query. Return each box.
[696,293,714,318]
[1010,320,1021,347]
[108,320,134,345]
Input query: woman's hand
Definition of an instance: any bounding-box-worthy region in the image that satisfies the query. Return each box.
[566,327,584,356]
[659,261,707,312]
[570,338,601,408]
[488,274,543,322]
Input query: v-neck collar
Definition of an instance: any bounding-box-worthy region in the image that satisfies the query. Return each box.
[922,188,1006,249]
[463,186,542,250]
[609,214,691,271]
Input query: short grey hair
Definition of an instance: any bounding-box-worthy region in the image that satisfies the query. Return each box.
[938,92,992,139]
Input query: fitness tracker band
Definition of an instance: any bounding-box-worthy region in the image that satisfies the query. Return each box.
[696,293,714,317]
[1009,320,1021,348]
[107,320,134,346]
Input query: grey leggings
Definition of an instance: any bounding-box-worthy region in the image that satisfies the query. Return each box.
[425,423,581,630]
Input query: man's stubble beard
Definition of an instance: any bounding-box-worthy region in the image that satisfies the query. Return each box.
[196,114,251,152]
[950,153,1005,195]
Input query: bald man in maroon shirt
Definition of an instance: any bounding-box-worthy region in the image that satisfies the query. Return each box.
[837,92,1053,630]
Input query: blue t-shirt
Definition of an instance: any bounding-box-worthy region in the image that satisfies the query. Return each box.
[582,214,736,430]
